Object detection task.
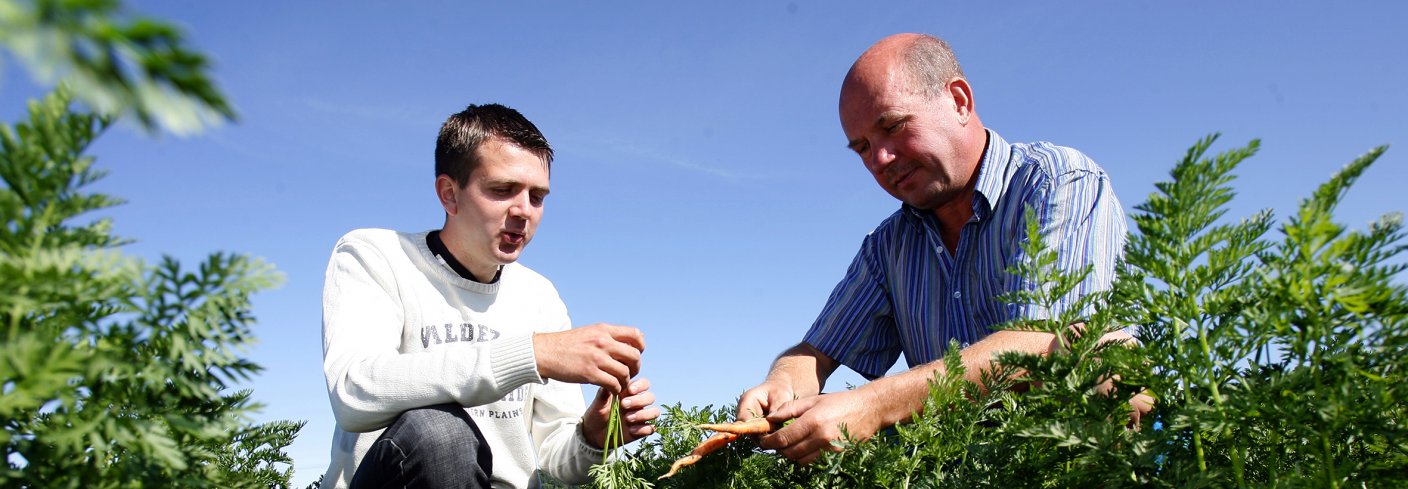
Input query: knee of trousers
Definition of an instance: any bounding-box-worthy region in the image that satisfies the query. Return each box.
[391,404,490,457]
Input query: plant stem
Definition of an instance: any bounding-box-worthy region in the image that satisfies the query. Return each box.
[602,394,623,465]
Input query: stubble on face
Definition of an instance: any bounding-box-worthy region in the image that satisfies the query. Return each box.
[840,39,981,214]
[441,139,550,281]
[840,68,947,209]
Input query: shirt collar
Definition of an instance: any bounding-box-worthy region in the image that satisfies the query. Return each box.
[971,128,1011,220]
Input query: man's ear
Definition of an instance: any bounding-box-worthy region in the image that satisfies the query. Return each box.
[435,174,459,216]
[948,77,975,124]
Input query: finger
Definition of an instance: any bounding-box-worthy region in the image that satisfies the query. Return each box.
[766,395,819,424]
[627,423,655,439]
[624,406,661,425]
[590,360,631,393]
[625,377,652,396]
[796,448,823,466]
[758,420,804,450]
[741,391,786,420]
[588,386,613,412]
[621,390,655,410]
[603,324,647,352]
[783,435,836,465]
[603,341,643,377]
[736,391,766,420]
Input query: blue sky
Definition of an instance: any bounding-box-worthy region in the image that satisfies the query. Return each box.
[4,1,1407,486]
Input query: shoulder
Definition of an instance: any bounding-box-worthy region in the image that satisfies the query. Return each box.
[860,208,909,249]
[858,207,919,260]
[335,228,429,249]
[500,262,570,322]
[500,262,561,295]
[335,228,403,248]
[330,229,430,267]
[872,208,910,236]
[1008,140,1106,179]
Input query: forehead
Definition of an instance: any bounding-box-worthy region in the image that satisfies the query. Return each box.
[471,139,550,184]
[840,70,924,130]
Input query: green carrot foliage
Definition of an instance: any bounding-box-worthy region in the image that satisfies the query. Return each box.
[551,135,1406,488]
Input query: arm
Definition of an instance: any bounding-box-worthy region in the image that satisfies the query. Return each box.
[760,330,1052,463]
[529,286,656,484]
[537,378,660,484]
[322,234,541,432]
[1017,152,1127,323]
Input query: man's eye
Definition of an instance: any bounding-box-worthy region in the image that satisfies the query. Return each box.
[885,121,904,134]
[530,194,546,206]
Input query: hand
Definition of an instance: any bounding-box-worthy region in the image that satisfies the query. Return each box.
[534,323,645,392]
[1048,326,1153,428]
[1128,391,1155,429]
[581,377,660,449]
[759,390,883,465]
[736,378,798,421]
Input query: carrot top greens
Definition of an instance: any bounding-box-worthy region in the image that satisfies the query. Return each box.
[556,136,1407,488]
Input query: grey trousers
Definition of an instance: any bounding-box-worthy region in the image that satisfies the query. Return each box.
[351,404,493,489]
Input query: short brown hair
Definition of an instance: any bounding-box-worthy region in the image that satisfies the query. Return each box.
[434,104,554,186]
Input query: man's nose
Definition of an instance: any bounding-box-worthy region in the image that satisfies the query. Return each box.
[507,193,534,220]
[868,143,896,172]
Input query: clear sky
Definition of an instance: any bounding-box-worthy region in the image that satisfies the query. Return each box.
[4,1,1407,486]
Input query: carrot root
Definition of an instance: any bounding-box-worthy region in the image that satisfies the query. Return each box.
[691,432,739,455]
[696,418,774,435]
[658,454,701,480]
[657,431,740,479]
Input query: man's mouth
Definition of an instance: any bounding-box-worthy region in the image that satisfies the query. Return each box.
[888,164,917,188]
[501,231,525,245]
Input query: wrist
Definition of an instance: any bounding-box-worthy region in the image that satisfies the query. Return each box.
[578,420,606,450]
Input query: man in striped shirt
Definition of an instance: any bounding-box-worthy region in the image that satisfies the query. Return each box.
[737,33,1139,464]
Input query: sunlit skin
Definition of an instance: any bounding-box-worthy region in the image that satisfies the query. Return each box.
[435,138,550,283]
[434,137,659,449]
[838,34,987,251]
[739,33,1151,465]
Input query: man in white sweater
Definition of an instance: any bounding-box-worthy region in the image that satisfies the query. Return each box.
[321,103,658,488]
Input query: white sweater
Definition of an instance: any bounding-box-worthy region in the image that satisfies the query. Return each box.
[320,229,601,488]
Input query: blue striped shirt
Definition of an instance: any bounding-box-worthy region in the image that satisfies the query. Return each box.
[803,130,1127,379]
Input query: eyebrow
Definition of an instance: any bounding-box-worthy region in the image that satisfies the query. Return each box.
[484,178,550,195]
[845,111,906,151]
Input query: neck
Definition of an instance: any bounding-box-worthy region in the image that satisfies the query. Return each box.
[929,188,974,251]
[429,230,500,283]
[929,147,984,251]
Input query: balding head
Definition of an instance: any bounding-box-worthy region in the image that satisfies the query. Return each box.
[843,33,965,103]
[837,33,985,215]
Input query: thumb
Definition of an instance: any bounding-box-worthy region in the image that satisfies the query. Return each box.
[766,395,818,424]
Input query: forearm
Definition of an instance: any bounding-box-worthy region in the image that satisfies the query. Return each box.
[857,330,1054,426]
[767,342,839,398]
[323,335,541,432]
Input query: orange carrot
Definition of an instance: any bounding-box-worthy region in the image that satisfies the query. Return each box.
[695,418,774,435]
[658,454,700,480]
[689,431,740,455]
[657,432,740,479]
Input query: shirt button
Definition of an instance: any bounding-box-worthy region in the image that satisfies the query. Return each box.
[952,290,962,299]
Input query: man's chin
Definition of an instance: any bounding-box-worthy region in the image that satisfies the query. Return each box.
[494,247,522,264]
